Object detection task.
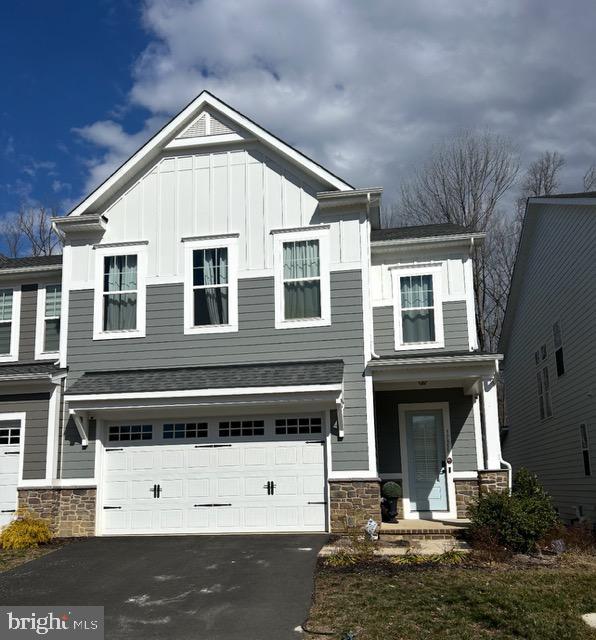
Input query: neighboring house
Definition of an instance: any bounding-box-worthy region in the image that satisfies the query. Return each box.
[3,92,508,537]
[500,192,596,524]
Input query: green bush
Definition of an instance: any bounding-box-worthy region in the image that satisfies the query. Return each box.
[468,468,559,553]
[0,510,53,550]
[381,481,402,499]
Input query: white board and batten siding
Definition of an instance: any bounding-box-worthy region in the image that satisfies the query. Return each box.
[67,146,362,289]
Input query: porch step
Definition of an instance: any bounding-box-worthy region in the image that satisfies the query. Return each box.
[380,520,469,550]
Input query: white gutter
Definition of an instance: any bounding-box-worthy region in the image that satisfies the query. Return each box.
[372,232,486,248]
[0,265,62,276]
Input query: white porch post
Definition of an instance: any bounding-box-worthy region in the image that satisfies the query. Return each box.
[482,374,502,469]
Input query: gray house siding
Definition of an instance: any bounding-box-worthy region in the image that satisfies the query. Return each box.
[18,284,38,361]
[503,203,596,522]
[65,270,367,474]
[373,300,469,356]
[60,418,96,479]
[375,388,477,474]
[0,393,50,480]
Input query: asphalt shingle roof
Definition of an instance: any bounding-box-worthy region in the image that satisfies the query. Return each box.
[66,360,345,395]
[371,223,471,242]
[0,361,62,378]
[0,254,62,270]
[531,191,596,199]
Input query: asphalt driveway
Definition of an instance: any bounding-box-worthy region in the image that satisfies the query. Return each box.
[0,534,327,640]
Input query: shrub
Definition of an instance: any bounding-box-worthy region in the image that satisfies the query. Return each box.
[381,481,402,499]
[468,468,559,554]
[0,510,53,550]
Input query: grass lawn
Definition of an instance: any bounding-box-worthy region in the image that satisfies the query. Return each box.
[306,555,596,640]
[0,543,64,573]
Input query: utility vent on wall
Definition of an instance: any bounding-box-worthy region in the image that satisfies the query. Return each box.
[177,111,236,139]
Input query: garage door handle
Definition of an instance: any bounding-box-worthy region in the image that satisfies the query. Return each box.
[103,506,122,510]
[308,501,327,505]
[106,448,124,452]
[3,451,19,455]
[1,509,15,513]
[193,503,232,507]
[194,444,232,448]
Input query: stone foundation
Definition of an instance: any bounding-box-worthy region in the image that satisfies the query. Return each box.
[478,470,509,494]
[329,480,381,532]
[18,487,96,537]
[454,470,509,517]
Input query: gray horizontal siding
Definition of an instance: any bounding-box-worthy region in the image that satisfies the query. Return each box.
[0,393,50,480]
[503,203,596,522]
[375,388,477,474]
[373,300,469,356]
[66,271,367,474]
[61,418,96,479]
[18,284,37,361]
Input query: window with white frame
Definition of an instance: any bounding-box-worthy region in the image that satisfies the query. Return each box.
[391,264,444,350]
[536,366,553,420]
[580,423,591,476]
[0,289,13,356]
[273,228,330,329]
[93,245,146,340]
[183,236,238,334]
[39,284,61,355]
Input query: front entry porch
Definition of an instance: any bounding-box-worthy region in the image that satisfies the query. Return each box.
[369,353,509,522]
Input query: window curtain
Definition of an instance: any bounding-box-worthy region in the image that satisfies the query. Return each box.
[401,275,435,343]
[193,248,228,325]
[104,255,137,331]
[283,240,321,319]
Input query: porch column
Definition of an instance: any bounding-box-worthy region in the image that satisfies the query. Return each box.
[482,374,502,469]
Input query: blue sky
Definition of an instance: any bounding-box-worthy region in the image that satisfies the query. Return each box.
[2,0,596,237]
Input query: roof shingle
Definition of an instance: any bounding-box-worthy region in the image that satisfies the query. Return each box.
[0,254,62,270]
[371,223,471,242]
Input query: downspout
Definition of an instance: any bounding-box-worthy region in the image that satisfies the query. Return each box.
[366,193,381,359]
[494,359,513,492]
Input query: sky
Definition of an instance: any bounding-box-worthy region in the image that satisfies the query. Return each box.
[1,0,596,231]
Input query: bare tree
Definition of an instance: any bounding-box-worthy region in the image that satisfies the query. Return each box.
[1,207,62,257]
[399,130,519,350]
[583,165,596,191]
[516,150,565,218]
[0,214,24,258]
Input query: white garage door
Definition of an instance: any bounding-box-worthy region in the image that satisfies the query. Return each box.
[100,417,327,535]
[0,421,21,529]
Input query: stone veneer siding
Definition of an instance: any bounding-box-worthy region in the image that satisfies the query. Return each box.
[18,487,96,537]
[329,480,382,532]
[454,470,509,517]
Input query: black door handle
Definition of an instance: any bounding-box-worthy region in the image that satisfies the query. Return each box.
[270,481,276,495]
[151,484,157,498]
[263,481,271,495]
[156,484,162,498]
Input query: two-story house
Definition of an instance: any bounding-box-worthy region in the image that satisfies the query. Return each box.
[4,92,507,537]
[500,192,596,523]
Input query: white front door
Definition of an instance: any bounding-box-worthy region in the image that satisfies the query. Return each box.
[99,418,327,535]
[0,421,21,528]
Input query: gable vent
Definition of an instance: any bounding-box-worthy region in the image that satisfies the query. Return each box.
[177,111,235,139]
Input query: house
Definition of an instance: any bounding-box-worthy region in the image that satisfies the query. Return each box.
[3,92,508,537]
[500,192,596,523]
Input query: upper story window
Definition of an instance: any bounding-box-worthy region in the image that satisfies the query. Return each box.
[553,321,565,377]
[390,264,444,350]
[35,284,61,359]
[273,227,331,329]
[0,287,20,362]
[183,236,238,335]
[536,366,553,420]
[93,244,147,340]
[580,423,591,476]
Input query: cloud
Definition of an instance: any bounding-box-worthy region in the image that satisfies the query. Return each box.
[76,0,596,205]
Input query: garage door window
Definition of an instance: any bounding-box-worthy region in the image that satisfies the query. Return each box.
[275,417,322,435]
[0,423,20,445]
[219,420,265,437]
[163,423,208,439]
[109,425,152,441]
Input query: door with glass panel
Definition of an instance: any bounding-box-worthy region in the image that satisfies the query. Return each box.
[405,410,448,511]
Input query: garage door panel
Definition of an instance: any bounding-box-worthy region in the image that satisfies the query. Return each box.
[101,429,326,535]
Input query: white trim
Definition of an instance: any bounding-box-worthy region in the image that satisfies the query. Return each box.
[93,240,148,250]
[93,243,147,340]
[17,479,98,489]
[364,373,378,475]
[66,383,343,403]
[59,246,70,368]
[0,412,26,487]
[452,471,478,480]
[181,232,240,243]
[44,384,60,482]
[270,224,331,235]
[183,236,239,335]
[398,402,457,520]
[69,91,351,219]
[273,227,331,329]
[464,256,478,350]
[34,283,62,360]
[327,471,380,480]
[166,132,246,150]
[390,263,445,351]
[0,286,20,362]
[472,394,485,470]
[372,233,486,248]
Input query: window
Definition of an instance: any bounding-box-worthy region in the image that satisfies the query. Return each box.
[534,350,540,366]
[108,425,152,441]
[275,417,322,435]
[580,424,591,476]
[219,420,264,437]
[537,367,553,420]
[0,423,20,445]
[540,344,547,361]
[553,321,565,377]
[273,228,330,329]
[183,236,238,334]
[163,423,208,439]
[0,287,19,361]
[0,289,13,356]
[391,264,444,350]
[93,245,146,340]
[36,284,61,358]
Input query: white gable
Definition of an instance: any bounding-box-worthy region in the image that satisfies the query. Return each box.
[176,110,236,139]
